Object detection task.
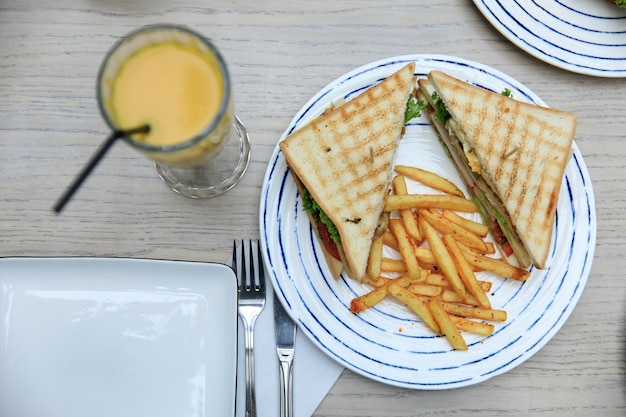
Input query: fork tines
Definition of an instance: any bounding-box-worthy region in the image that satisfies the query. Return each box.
[233,239,266,294]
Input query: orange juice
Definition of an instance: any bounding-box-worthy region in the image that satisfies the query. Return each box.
[98,25,248,198]
[111,42,224,147]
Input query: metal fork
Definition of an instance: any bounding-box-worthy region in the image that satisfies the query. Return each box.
[233,239,266,417]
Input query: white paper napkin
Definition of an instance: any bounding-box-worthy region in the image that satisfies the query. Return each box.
[235,289,344,417]
[230,259,344,417]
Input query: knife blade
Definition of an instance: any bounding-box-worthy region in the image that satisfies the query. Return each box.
[273,291,296,417]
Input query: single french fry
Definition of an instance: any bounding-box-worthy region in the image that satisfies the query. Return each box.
[388,283,440,334]
[394,165,465,197]
[382,230,398,249]
[350,285,389,313]
[439,301,507,322]
[414,247,437,266]
[444,280,489,292]
[366,235,384,279]
[394,274,417,288]
[384,194,477,213]
[392,174,407,192]
[484,241,496,254]
[423,273,449,287]
[442,209,489,237]
[424,274,488,291]
[449,315,495,336]
[381,258,406,273]
[392,175,422,242]
[456,240,496,257]
[461,249,531,282]
[443,234,491,308]
[441,289,480,306]
[420,209,489,253]
[405,282,443,297]
[350,274,416,313]
[380,259,429,281]
[427,298,468,350]
[389,219,421,281]
[362,275,379,286]
[362,275,389,287]
[419,217,467,302]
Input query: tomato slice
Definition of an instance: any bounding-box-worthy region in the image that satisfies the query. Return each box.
[318,221,341,260]
[501,241,514,257]
[488,219,514,257]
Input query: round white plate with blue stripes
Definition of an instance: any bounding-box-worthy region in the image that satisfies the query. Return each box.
[260,55,596,389]
[473,0,626,77]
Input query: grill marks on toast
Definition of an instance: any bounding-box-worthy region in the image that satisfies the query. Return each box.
[308,86,403,224]
[500,114,573,259]
[280,63,416,281]
[429,70,576,268]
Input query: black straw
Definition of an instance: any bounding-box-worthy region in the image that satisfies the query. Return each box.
[53,125,150,214]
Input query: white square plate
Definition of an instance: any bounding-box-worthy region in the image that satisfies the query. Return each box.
[0,257,237,417]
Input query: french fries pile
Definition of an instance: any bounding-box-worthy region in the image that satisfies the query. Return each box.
[351,165,530,351]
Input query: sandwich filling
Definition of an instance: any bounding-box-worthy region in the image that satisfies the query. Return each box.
[301,187,342,260]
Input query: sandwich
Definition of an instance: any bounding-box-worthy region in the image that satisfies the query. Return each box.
[417,70,576,269]
[280,63,416,281]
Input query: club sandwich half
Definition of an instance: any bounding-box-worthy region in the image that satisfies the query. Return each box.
[280,63,416,281]
[417,70,576,269]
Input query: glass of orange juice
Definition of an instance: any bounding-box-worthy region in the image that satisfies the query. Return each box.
[97,24,250,198]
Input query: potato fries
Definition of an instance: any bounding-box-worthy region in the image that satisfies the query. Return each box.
[384,194,477,213]
[461,249,530,282]
[348,165,527,351]
[382,230,399,251]
[442,209,489,237]
[439,301,507,322]
[389,219,421,281]
[351,274,415,313]
[420,217,467,303]
[392,175,422,242]
[366,235,384,279]
[442,234,491,308]
[428,298,468,350]
[449,315,494,336]
[406,282,443,297]
[388,283,440,334]
[394,165,464,197]
[420,209,490,253]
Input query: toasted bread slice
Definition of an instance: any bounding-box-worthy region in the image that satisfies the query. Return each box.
[280,63,416,281]
[428,70,576,269]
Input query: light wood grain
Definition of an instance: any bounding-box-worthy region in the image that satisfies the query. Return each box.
[1,1,625,416]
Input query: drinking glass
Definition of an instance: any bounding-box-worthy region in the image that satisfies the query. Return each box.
[97,24,250,198]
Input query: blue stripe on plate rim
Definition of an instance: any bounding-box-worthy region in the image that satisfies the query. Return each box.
[473,0,626,77]
[259,54,596,389]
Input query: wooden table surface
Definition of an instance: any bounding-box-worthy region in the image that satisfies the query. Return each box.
[1,1,624,416]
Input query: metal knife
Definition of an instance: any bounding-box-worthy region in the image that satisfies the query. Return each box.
[273,291,296,417]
